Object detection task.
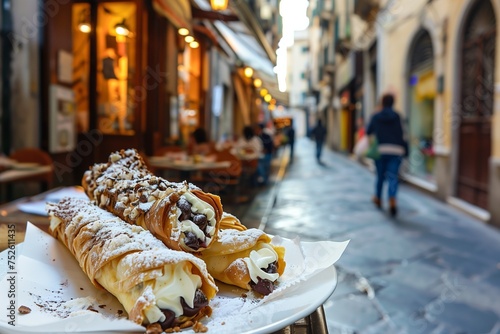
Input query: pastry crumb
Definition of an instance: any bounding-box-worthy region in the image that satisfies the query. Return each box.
[145,323,162,334]
[18,305,31,314]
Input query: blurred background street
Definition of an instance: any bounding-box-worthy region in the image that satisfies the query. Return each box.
[229,137,500,334]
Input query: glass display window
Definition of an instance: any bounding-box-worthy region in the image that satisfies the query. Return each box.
[72,1,137,136]
[178,42,201,144]
[408,68,436,182]
[407,31,436,184]
[96,2,137,135]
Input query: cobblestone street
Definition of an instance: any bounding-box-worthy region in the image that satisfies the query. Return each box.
[234,137,500,334]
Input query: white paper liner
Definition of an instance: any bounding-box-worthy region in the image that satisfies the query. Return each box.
[0,223,348,333]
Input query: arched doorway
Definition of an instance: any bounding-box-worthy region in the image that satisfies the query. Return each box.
[407,30,435,183]
[457,0,496,209]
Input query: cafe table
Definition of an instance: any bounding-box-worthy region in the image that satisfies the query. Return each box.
[0,187,333,334]
[147,156,232,171]
[0,165,52,184]
[147,155,234,184]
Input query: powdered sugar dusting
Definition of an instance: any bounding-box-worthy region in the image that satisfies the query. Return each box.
[217,229,265,245]
[82,148,194,221]
[81,148,222,252]
[203,228,268,256]
[46,198,215,291]
[228,259,247,274]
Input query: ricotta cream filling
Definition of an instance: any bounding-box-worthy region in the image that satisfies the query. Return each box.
[177,191,216,245]
[143,263,202,323]
[49,216,61,231]
[243,243,280,283]
[97,260,202,324]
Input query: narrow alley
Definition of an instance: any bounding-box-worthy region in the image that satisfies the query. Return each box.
[247,137,500,334]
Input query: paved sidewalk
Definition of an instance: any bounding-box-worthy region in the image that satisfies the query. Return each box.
[252,137,500,334]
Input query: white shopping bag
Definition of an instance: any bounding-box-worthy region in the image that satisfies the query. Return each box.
[353,135,369,157]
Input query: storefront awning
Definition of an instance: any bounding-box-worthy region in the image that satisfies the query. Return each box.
[213,21,289,104]
[190,0,288,104]
[192,0,275,63]
[230,0,276,64]
[152,0,192,30]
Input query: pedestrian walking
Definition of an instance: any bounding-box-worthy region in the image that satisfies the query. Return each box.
[311,119,327,164]
[366,93,407,216]
[254,123,274,185]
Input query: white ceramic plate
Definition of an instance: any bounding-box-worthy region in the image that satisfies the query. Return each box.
[202,265,337,334]
[0,266,336,334]
[0,224,345,334]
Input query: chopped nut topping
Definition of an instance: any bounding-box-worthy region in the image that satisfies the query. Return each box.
[193,321,208,333]
[146,323,162,334]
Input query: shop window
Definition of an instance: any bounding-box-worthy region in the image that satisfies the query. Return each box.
[96,2,137,135]
[72,2,137,136]
[178,44,201,144]
[408,30,435,183]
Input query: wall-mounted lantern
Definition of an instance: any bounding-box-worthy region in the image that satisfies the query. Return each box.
[178,28,190,36]
[253,78,262,88]
[114,19,130,36]
[78,8,91,33]
[210,0,229,11]
[244,66,254,78]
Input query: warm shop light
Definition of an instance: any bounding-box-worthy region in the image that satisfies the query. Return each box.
[78,22,91,33]
[244,66,254,78]
[253,78,262,88]
[260,88,268,97]
[264,94,272,102]
[114,19,129,36]
[178,27,190,36]
[210,0,229,11]
[189,41,199,48]
[77,8,91,34]
[185,35,195,43]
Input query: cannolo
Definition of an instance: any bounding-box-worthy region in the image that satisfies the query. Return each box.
[82,149,224,253]
[47,198,218,330]
[199,228,286,295]
[219,212,247,231]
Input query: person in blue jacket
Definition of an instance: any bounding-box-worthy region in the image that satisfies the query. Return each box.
[366,93,407,216]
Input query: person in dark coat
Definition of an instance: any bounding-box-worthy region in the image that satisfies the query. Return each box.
[311,119,327,164]
[254,123,274,185]
[366,93,407,217]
